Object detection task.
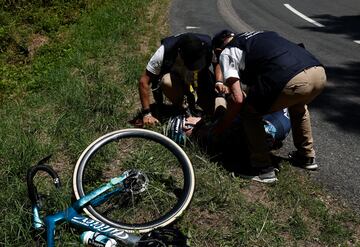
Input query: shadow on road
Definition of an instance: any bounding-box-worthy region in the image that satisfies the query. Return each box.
[311,62,360,134]
[297,15,360,134]
[303,14,360,40]
[313,63,360,134]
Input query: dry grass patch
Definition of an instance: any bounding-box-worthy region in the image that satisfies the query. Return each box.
[28,34,49,58]
[140,0,170,55]
[241,182,272,205]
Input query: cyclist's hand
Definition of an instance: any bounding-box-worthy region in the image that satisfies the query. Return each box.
[142,113,159,126]
[215,82,229,94]
[183,116,201,136]
[184,116,201,128]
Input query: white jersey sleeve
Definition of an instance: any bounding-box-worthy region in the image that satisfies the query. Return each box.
[212,51,218,64]
[146,45,165,75]
[219,47,246,82]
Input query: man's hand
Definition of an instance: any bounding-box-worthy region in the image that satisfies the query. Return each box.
[142,113,159,126]
[215,82,229,94]
[184,116,201,128]
[183,116,201,136]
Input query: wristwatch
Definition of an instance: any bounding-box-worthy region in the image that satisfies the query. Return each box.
[141,108,152,117]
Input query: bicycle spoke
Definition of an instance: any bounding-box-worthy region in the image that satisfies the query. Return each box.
[145,187,161,215]
[131,191,136,224]
[147,184,177,200]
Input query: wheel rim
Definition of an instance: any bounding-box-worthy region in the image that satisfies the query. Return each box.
[73,129,195,232]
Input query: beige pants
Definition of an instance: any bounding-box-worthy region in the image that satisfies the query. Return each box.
[160,72,215,114]
[241,66,327,167]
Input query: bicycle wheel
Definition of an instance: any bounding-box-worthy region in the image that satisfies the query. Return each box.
[73,128,195,233]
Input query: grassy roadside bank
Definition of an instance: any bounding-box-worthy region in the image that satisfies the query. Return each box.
[0,0,169,245]
[1,0,359,246]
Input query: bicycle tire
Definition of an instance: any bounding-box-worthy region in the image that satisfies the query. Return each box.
[73,128,195,233]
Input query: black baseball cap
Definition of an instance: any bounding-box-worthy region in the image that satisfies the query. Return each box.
[178,34,208,71]
[212,29,235,49]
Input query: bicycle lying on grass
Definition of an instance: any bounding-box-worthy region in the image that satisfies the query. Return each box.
[27,128,195,246]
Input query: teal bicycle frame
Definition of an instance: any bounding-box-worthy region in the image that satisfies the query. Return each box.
[27,163,142,246]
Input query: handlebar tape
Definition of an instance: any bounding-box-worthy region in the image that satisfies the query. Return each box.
[26,157,61,206]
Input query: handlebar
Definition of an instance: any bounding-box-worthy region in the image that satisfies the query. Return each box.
[26,155,61,211]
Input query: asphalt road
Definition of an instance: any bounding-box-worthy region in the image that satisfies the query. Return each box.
[170,0,360,212]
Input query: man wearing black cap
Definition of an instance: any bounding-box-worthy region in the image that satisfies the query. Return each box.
[211,30,326,183]
[138,33,215,126]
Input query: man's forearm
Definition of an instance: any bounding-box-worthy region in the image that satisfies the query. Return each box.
[213,78,243,134]
[138,72,152,110]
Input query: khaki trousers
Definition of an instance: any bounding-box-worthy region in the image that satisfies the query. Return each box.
[241,66,327,167]
[160,72,215,114]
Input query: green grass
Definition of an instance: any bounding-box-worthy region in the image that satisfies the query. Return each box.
[0,0,168,245]
[1,0,360,246]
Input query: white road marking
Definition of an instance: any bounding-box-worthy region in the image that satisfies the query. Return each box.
[186,26,200,30]
[284,3,325,27]
[354,40,360,45]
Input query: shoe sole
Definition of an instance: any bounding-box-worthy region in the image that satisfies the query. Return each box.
[302,164,318,170]
[238,174,278,183]
[251,176,278,184]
